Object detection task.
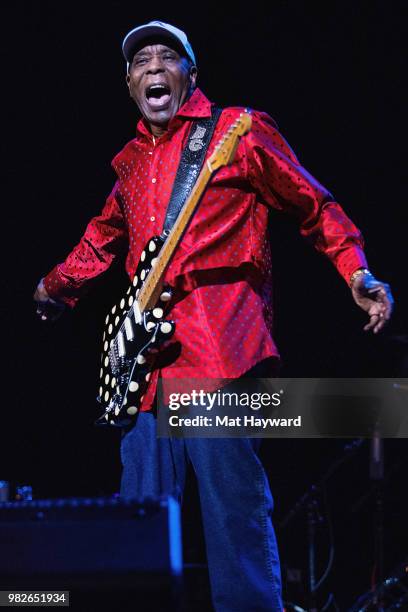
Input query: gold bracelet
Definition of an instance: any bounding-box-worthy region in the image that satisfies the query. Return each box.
[349,267,371,288]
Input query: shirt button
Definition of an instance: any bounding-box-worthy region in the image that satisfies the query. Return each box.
[151,178,157,183]
[150,216,155,222]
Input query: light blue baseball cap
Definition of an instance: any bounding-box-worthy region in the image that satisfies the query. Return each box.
[122,20,196,70]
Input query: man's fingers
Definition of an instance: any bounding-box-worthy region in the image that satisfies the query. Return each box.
[367,284,394,325]
[364,313,381,332]
[368,286,384,295]
[36,303,64,322]
[378,295,393,323]
[364,309,390,333]
[374,317,387,334]
[354,277,394,334]
[37,308,49,321]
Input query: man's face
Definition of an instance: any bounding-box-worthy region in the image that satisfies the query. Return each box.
[126,43,197,134]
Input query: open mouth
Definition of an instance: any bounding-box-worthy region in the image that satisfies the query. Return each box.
[145,84,171,109]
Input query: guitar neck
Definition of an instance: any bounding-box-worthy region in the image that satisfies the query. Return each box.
[137,162,213,312]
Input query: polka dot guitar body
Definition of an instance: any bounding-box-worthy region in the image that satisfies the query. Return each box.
[95,111,253,427]
[96,235,175,427]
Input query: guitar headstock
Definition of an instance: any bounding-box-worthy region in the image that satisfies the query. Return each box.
[207,111,252,172]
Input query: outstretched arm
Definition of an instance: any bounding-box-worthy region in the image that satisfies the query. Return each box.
[244,111,394,332]
[34,180,128,320]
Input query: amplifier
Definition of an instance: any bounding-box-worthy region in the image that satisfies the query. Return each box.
[0,495,182,594]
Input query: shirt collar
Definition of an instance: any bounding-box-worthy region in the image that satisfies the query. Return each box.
[135,88,213,139]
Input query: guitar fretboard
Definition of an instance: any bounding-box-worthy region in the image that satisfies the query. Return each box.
[137,163,213,312]
[114,111,251,337]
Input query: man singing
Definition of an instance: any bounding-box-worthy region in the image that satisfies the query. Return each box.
[34,21,393,611]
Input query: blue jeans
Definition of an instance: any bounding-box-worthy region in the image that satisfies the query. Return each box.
[120,412,283,611]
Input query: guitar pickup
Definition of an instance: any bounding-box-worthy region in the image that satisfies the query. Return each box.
[124,317,134,341]
[108,344,119,375]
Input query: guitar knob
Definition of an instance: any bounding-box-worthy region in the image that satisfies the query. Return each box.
[160,321,173,334]
[160,290,172,302]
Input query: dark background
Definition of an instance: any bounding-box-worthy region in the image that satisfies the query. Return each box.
[2,1,407,609]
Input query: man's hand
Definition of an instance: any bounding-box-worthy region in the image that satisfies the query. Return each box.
[33,278,66,321]
[351,271,394,334]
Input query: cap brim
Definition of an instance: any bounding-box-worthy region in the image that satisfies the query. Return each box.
[122,25,187,63]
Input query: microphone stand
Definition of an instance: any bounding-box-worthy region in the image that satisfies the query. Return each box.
[306,494,322,612]
[280,439,364,611]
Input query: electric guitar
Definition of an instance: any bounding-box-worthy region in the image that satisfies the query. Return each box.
[96,112,252,426]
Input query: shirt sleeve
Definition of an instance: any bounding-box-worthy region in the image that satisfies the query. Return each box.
[244,110,368,283]
[43,181,128,307]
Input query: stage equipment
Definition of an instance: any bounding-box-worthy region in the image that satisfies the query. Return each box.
[349,557,408,611]
[280,438,364,611]
[0,495,182,600]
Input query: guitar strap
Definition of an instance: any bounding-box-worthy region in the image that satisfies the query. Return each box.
[161,105,223,236]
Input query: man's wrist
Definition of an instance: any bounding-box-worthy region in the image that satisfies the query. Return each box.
[349,267,372,288]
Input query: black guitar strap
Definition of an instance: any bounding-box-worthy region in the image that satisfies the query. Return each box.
[161,106,222,236]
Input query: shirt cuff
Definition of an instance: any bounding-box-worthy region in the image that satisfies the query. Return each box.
[43,265,79,308]
[335,248,368,285]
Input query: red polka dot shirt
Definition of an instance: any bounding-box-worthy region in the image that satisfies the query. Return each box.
[43,88,368,411]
